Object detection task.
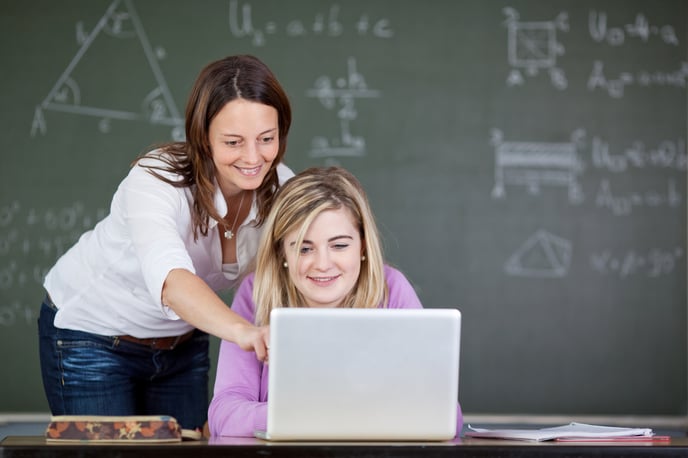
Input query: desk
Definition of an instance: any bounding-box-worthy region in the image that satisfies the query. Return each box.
[2,436,688,458]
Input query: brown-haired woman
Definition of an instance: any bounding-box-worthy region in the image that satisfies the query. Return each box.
[38,55,293,430]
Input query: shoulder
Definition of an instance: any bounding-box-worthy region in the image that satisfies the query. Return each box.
[126,150,183,184]
[383,265,410,285]
[276,162,295,184]
[383,265,423,309]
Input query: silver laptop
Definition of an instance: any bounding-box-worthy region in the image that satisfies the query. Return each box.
[254,307,461,441]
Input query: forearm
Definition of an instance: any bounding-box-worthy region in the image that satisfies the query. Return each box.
[161,268,249,342]
[208,338,268,437]
[208,393,267,437]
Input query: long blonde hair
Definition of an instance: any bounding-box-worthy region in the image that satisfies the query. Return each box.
[253,166,388,325]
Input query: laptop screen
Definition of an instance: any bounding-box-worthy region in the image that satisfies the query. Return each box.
[257,307,461,441]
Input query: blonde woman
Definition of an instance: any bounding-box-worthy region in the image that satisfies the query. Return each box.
[208,166,463,437]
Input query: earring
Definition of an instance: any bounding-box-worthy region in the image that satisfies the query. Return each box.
[283,261,288,268]
[361,255,366,261]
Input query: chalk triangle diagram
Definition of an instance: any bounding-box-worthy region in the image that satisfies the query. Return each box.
[504,230,571,278]
[31,0,182,138]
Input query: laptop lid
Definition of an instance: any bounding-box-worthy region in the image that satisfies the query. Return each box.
[255,307,461,441]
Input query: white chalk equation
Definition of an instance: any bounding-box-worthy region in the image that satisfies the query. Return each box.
[587,60,688,98]
[504,230,572,278]
[490,129,585,204]
[30,0,183,139]
[0,301,36,328]
[306,57,381,158]
[590,136,685,215]
[0,201,107,328]
[591,137,687,173]
[0,201,106,289]
[590,247,683,278]
[595,178,681,216]
[589,11,679,46]
[229,0,394,46]
[503,7,569,90]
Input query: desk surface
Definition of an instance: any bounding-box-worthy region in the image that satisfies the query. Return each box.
[2,436,688,458]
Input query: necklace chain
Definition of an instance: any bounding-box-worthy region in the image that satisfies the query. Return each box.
[223,192,246,240]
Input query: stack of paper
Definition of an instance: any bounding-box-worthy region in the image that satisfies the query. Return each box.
[465,422,659,442]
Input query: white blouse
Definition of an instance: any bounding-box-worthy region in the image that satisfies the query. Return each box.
[44,154,294,338]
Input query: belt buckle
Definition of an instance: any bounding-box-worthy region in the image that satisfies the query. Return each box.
[151,334,183,350]
[158,335,181,350]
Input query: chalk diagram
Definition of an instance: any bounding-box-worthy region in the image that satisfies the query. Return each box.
[31,0,183,140]
[306,57,381,158]
[503,8,568,90]
[504,230,572,278]
[490,129,585,204]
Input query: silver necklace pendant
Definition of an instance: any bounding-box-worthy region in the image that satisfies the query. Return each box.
[223,191,246,241]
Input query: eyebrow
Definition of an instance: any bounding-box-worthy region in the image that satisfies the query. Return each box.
[289,235,354,247]
[220,127,278,137]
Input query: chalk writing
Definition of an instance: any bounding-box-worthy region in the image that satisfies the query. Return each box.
[0,201,105,295]
[228,0,393,46]
[306,57,381,158]
[504,230,572,278]
[591,137,687,172]
[590,247,683,278]
[490,129,585,203]
[31,0,183,139]
[595,178,682,216]
[0,301,36,328]
[587,60,688,98]
[589,11,679,46]
[503,8,568,90]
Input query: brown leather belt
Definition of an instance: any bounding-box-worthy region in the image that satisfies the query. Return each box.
[116,330,195,350]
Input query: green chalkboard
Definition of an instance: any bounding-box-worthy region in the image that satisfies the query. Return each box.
[1,0,686,418]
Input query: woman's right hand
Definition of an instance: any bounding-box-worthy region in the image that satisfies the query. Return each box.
[235,324,270,363]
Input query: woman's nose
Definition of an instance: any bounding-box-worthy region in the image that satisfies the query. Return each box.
[313,249,332,270]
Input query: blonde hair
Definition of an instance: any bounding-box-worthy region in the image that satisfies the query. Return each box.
[253,166,388,325]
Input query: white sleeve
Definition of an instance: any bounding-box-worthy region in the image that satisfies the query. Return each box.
[116,164,196,307]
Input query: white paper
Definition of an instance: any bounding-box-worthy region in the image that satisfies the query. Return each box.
[465,422,654,442]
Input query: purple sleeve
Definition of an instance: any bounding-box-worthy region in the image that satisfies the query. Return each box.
[383,265,423,309]
[207,274,268,437]
[383,265,464,436]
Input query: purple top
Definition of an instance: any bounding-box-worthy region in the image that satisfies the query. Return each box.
[208,265,463,437]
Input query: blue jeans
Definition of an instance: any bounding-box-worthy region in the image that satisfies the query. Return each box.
[38,297,210,430]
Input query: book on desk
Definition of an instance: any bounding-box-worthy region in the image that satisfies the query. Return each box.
[44,415,201,443]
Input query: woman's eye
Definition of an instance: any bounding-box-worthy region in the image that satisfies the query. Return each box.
[260,136,275,144]
[332,243,350,250]
[299,246,313,255]
[225,140,241,147]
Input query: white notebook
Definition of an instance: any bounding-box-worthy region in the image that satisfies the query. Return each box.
[466,422,655,442]
[255,307,461,441]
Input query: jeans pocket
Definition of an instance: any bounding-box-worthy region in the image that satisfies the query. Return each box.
[56,334,119,384]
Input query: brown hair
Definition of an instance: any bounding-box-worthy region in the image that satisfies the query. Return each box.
[134,55,292,239]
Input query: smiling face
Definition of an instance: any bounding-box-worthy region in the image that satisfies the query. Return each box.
[283,208,363,308]
[208,98,279,197]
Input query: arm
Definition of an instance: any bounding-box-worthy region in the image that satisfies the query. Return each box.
[120,161,267,357]
[161,269,268,360]
[456,401,464,437]
[208,275,268,437]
